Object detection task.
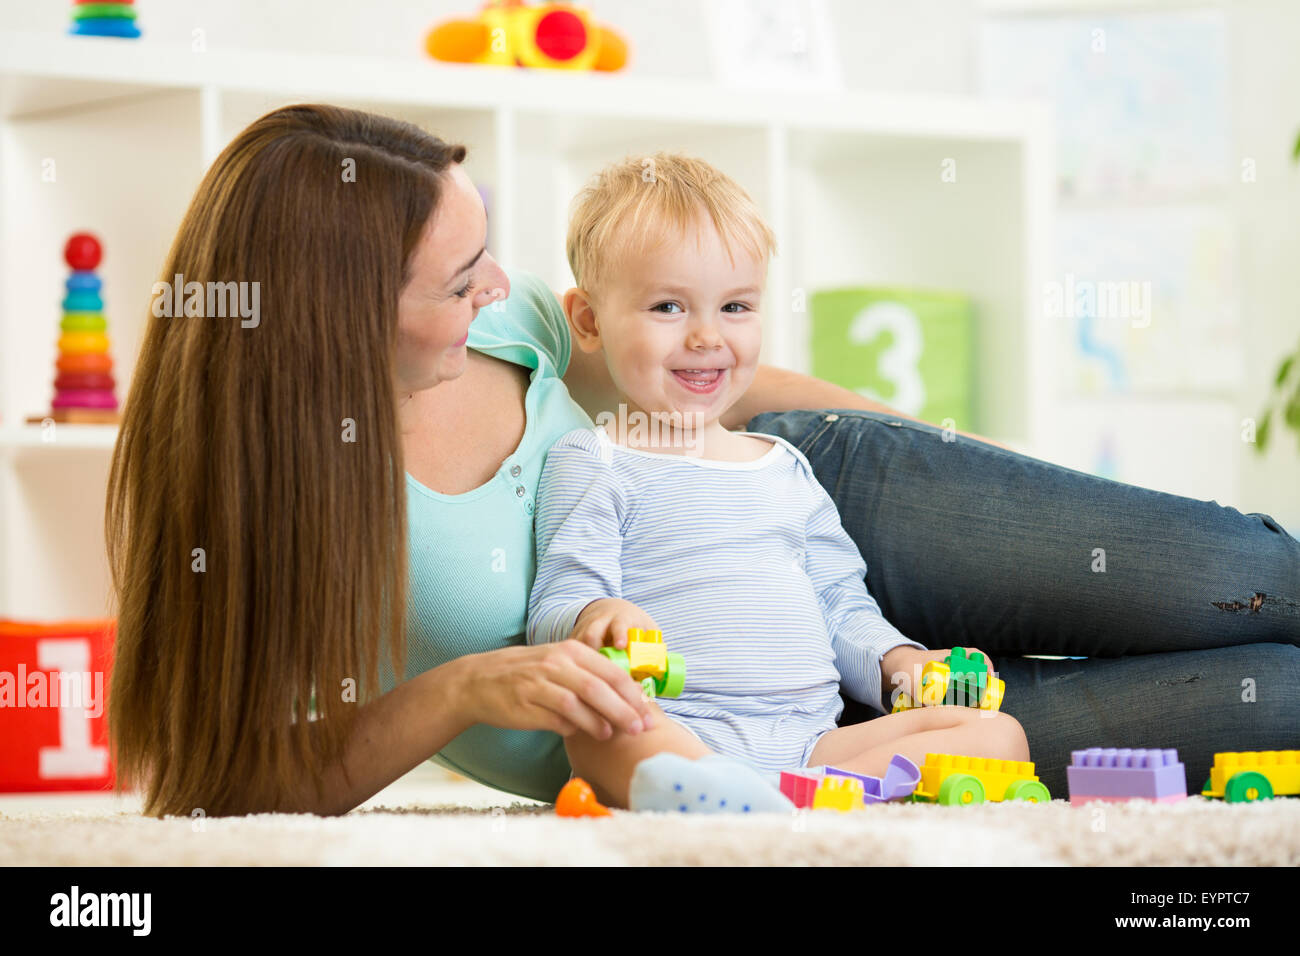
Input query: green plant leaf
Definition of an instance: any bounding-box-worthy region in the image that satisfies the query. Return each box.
[1293,129,1300,163]
[1256,408,1270,452]
[1279,354,1296,387]
[1285,388,1300,430]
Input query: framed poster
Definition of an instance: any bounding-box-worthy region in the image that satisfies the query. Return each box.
[704,0,843,92]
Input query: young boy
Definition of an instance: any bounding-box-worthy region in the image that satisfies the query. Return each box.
[527,152,1029,811]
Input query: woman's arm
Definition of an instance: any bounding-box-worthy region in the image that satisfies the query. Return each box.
[720,365,906,429]
[291,661,472,816]
[285,644,655,816]
[723,365,1011,449]
[561,330,1007,448]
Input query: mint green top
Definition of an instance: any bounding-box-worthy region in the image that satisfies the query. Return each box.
[388,269,593,802]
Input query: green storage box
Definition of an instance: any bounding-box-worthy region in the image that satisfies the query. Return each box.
[810,287,975,430]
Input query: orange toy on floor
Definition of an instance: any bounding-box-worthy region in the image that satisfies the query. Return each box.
[555,777,611,817]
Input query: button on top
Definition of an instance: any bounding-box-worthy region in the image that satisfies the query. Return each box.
[509,464,521,477]
[824,414,839,422]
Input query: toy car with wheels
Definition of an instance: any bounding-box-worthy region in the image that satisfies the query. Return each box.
[892,647,1004,713]
[911,753,1050,806]
[1201,750,1299,803]
[600,627,685,699]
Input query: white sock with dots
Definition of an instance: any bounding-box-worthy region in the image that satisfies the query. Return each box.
[627,752,795,814]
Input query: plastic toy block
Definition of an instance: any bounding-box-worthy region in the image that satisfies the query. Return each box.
[625,628,667,679]
[946,646,987,692]
[1066,748,1187,806]
[913,752,1048,805]
[555,777,611,817]
[918,661,949,707]
[0,619,117,793]
[780,770,822,809]
[930,754,1034,775]
[827,754,921,804]
[599,629,686,699]
[980,677,1005,712]
[892,648,1004,712]
[946,647,1004,710]
[812,775,864,812]
[1202,750,1300,802]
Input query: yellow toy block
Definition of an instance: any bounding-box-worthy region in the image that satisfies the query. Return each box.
[980,677,1005,711]
[915,753,1045,804]
[812,775,864,812]
[1204,750,1300,800]
[900,660,1004,712]
[625,628,667,680]
[918,660,948,707]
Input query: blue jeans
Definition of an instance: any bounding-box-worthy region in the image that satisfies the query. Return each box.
[748,408,1300,798]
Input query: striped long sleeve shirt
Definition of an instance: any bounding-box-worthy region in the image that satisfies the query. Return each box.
[526,426,927,771]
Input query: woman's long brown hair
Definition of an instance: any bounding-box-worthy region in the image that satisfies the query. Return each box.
[105,104,466,817]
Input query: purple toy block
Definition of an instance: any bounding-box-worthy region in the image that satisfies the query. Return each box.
[825,754,921,804]
[1066,747,1188,806]
[826,766,883,799]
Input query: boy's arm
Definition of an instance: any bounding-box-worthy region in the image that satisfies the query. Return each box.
[527,430,626,646]
[801,476,929,714]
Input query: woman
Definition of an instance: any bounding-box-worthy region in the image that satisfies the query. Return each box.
[107,105,1299,817]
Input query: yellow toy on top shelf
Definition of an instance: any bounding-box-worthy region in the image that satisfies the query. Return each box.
[425,0,629,72]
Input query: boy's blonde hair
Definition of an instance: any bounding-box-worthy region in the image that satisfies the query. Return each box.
[566,151,777,301]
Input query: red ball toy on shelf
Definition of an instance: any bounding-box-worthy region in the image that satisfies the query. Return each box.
[64,232,102,271]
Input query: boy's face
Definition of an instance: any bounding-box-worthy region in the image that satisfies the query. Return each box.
[585,218,765,429]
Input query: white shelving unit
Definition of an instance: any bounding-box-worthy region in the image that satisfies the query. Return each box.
[0,30,1054,618]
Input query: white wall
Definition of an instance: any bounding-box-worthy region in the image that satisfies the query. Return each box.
[3,0,1294,527]
[1228,0,1300,531]
[0,0,976,88]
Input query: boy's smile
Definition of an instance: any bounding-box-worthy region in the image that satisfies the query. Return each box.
[671,367,726,393]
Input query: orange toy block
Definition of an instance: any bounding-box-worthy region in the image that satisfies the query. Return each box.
[555,776,611,817]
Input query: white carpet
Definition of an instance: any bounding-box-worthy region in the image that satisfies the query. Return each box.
[3,770,1297,866]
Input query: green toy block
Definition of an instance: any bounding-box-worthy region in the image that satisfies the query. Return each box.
[599,645,686,700]
[600,647,629,669]
[658,652,686,698]
[946,647,988,705]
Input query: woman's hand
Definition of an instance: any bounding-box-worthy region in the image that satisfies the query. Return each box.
[880,645,997,710]
[449,642,655,740]
[567,598,660,651]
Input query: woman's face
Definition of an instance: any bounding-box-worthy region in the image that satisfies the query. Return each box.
[394,163,510,393]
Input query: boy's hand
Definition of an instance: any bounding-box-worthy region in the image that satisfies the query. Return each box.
[568,598,660,651]
[880,645,998,710]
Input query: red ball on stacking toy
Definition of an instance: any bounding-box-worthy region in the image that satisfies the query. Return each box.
[64,232,102,271]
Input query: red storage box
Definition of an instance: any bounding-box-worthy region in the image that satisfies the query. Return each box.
[0,618,116,792]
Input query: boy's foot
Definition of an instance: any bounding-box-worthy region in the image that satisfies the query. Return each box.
[628,752,795,814]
